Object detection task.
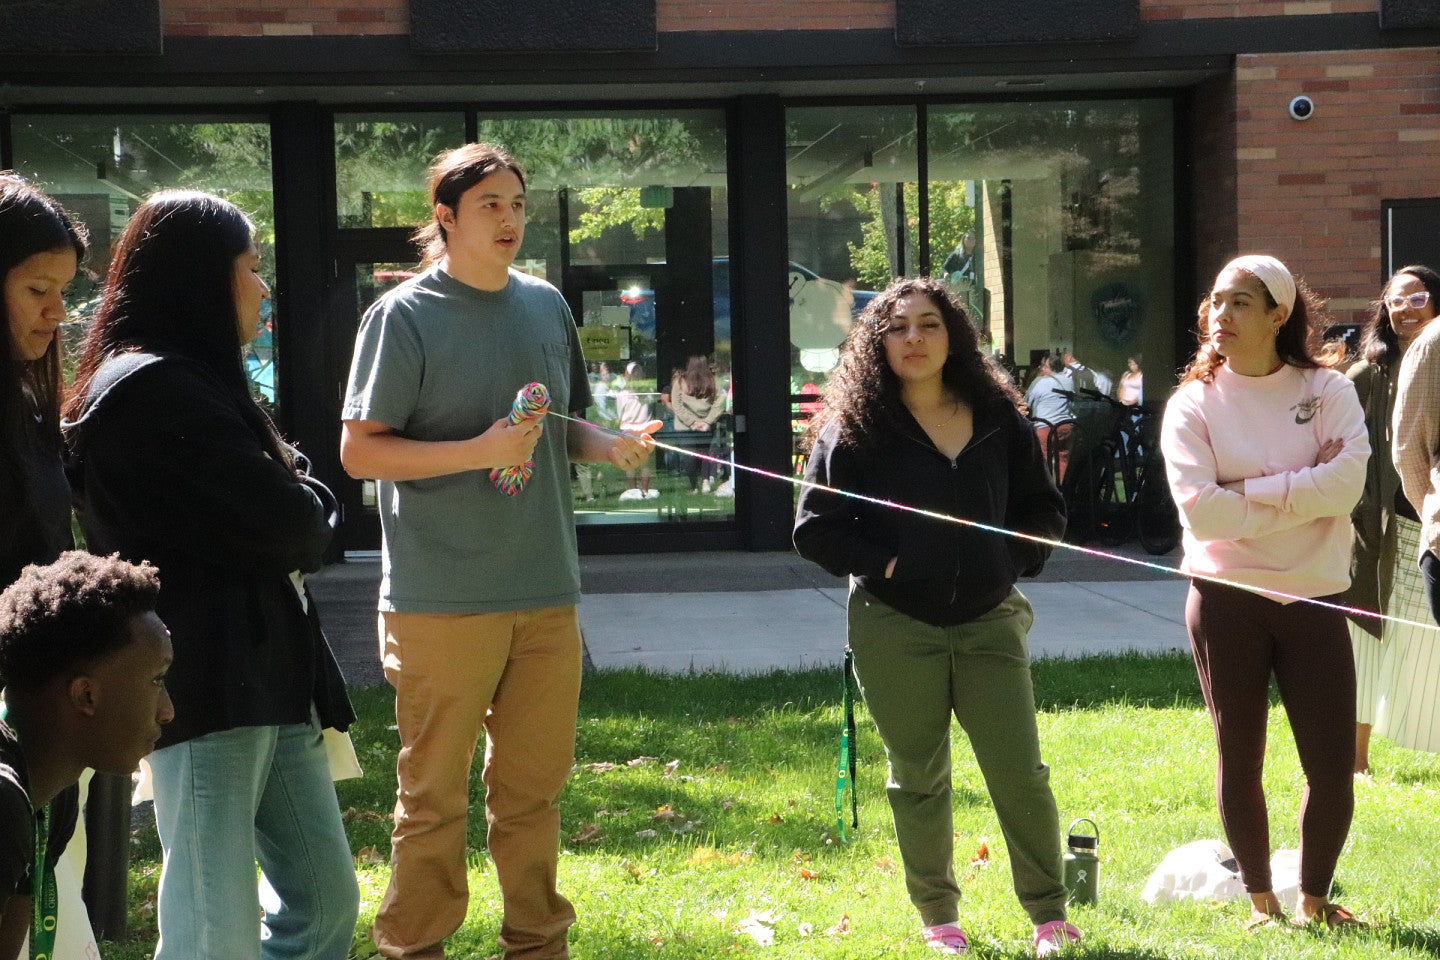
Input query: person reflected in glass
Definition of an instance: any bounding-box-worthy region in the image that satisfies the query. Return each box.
[1161,254,1368,930]
[615,361,658,500]
[1118,356,1144,407]
[1024,355,1075,482]
[64,191,360,959]
[671,355,726,494]
[794,277,1079,957]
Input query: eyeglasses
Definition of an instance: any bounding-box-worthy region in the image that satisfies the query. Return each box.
[1385,291,1432,311]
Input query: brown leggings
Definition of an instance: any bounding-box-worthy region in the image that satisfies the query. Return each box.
[1184,580,1355,897]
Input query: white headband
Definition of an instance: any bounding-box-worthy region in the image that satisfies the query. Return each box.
[1223,255,1296,315]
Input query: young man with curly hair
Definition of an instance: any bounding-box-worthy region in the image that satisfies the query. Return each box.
[0,551,174,960]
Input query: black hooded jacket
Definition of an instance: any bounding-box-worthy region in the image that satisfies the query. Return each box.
[794,395,1065,627]
[65,351,353,748]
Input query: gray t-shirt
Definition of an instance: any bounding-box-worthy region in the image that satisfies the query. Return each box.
[343,266,592,613]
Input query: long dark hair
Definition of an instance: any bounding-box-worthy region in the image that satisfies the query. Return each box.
[66,190,291,470]
[680,355,718,402]
[1181,259,1328,385]
[807,276,1021,451]
[1,172,88,450]
[415,142,527,269]
[1359,264,1440,371]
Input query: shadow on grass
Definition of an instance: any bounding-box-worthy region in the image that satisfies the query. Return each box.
[1382,922,1440,958]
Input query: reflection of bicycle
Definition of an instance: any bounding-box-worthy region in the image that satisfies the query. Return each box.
[1054,388,1179,554]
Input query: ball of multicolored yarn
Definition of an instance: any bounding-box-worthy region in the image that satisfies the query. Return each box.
[489,382,550,496]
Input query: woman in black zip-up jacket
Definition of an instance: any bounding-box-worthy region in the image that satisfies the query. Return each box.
[64,192,358,960]
[793,277,1077,957]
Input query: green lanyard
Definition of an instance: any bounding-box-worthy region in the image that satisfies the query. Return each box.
[834,648,860,842]
[0,702,58,960]
[30,808,56,960]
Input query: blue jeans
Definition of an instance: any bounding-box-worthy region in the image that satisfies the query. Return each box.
[149,717,360,960]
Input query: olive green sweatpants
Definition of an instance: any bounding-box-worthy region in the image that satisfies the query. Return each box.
[848,585,1069,927]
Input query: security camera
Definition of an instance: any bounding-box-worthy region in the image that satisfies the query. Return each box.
[1288,96,1315,121]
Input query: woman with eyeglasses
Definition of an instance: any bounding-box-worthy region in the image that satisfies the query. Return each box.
[794,277,1078,956]
[1381,265,1440,759]
[1161,255,1369,931]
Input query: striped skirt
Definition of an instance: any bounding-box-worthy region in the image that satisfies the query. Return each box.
[1374,517,1440,753]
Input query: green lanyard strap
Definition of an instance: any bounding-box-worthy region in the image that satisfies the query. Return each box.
[30,806,57,960]
[4,702,59,960]
[834,648,860,842]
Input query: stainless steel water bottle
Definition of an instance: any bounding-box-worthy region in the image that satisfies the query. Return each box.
[1061,817,1100,905]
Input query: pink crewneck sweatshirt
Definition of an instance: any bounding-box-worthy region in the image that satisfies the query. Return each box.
[1161,362,1369,601]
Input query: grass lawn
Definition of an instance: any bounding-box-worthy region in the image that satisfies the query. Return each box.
[109,653,1440,959]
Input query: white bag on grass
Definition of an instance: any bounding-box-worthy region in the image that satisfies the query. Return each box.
[1142,840,1301,908]
[1142,839,1244,903]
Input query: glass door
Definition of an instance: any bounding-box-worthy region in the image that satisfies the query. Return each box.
[331,233,421,552]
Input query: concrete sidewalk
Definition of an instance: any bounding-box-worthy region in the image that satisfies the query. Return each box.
[309,541,1193,687]
[579,579,1189,673]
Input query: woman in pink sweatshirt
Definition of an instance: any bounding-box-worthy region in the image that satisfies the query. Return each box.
[1161,255,1369,932]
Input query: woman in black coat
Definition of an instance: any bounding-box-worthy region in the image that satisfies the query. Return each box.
[793,277,1078,956]
[1,173,86,586]
[65,191,358,960]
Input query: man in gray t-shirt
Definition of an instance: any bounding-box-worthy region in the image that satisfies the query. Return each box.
[341,144,656,960]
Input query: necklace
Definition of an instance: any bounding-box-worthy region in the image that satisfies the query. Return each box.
[917,400,960,428]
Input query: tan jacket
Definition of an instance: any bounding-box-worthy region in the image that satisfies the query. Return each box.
[1392,319,1440,568]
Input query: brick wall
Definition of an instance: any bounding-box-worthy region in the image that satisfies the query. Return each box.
[1142,0,1377,20]
[162,0,891,35]
[1232,48,1440,323]
[162,0,407,37]
[658,1,889,32]
[161,0,1393,36]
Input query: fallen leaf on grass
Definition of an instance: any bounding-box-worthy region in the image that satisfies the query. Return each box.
[736,909,778,946]
[970,841,990,866]
[767,813,785,825]
[663,759,682,777]
[627,756,659,767]
[651,805,680,821]
[689,846,752,867]
[874,856,897,874]
[569,823,603,844]
[825,914,851,937]
[797,867,819,880]
[583,761,618,773]
[355,846,386,865]
[342,806,389,824]
[797,921,814,937]
[635,829,659,839]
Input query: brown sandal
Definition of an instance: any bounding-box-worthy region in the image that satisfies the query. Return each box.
[1292,903,1366,930]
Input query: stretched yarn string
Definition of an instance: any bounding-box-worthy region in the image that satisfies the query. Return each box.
[490,382,550,496]
[546,409,1439,633]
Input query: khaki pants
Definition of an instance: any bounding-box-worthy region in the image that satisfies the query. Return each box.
[373,608,583,960]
